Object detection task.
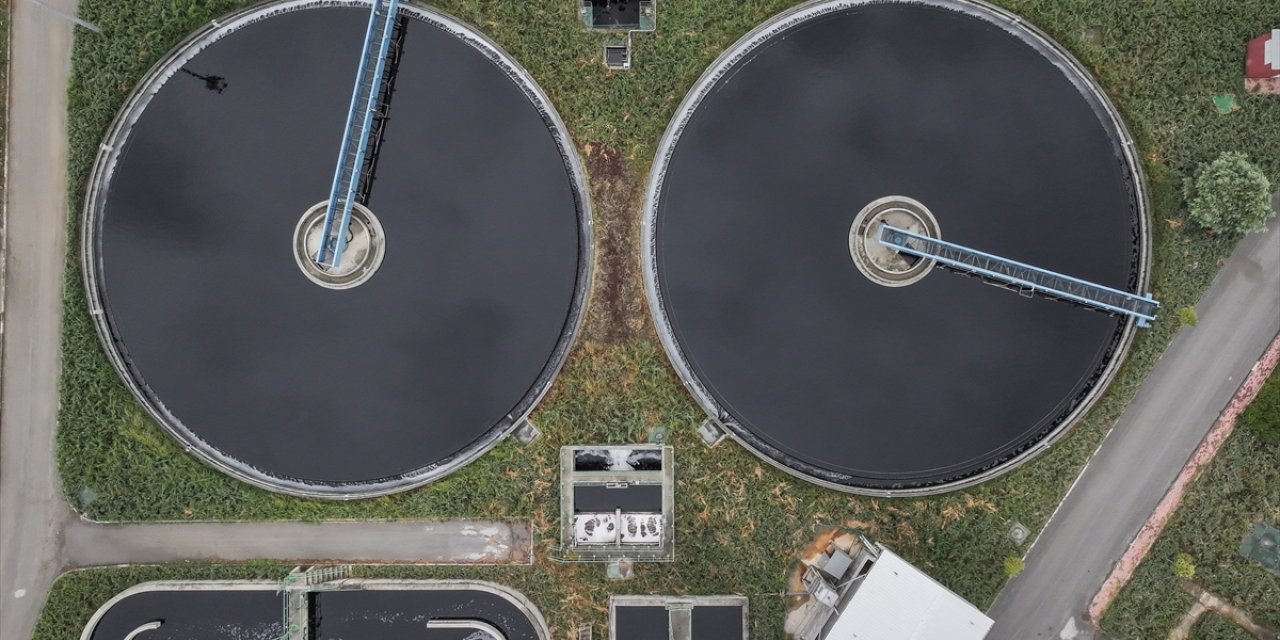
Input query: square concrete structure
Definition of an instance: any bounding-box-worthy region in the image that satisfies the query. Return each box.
[559,445,674,561]
[1238,522,1280,576]
[580,1,655,70]
[610,595,748,640]
[581,0,655,31]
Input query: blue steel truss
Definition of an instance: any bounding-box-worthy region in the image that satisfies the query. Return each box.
[877,224,1159,327]
[314,0,401,268]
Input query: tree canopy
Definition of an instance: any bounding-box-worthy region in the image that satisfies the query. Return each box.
[1184,152,1274,235]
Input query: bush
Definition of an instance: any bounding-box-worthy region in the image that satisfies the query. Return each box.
[1177,306,1198,327]
[1184,152,1274,235]
[1004,555,1026,578]
[1238,371,1280,446]
[1172,553,1196,579]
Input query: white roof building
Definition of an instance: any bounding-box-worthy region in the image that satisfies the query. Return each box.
[824,547,993,640]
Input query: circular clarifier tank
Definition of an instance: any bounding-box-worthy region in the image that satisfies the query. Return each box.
[84,1,591,497]
[644,0,1151,494]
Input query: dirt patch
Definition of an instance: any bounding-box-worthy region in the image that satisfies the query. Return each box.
[785,528,841,598]
[1174,580,1279,639]
[783,528,867,635]
[580,143,650,344]
[785,527,863,601]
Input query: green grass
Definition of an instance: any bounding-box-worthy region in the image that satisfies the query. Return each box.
[1192,614,1261,640]
[49,0,1280,637]
[1239,362,1280,445]
[1100,374,1280,639]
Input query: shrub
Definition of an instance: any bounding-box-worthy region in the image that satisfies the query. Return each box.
[1171,553,1196,579]
[1176,306,1198,327]
[1004,555,1026,578]
[1183,152,1274,235]
[1238,371,1280,446]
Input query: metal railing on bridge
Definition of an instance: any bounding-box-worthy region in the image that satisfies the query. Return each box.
[314,0,401,268]
[877,224,1158,327]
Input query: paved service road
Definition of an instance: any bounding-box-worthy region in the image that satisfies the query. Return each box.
[0,2,79,640]
[63,520,532,566]
[986,211,1280,639]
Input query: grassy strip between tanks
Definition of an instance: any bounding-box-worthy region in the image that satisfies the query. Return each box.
[1100,371,1280,639]
[51,0,1280,636]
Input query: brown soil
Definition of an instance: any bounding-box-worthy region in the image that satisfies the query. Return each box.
[580,143,650,344]
[785,527,863,602]
[1175,580,1280,640]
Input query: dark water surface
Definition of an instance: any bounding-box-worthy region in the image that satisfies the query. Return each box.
[88,587,545,640]
[691,606,745,640]
[313,590,541,640]
[613,606,670,640]
[573,484,664,512]
[96,6,583,485]
[88,591,281,640]
[654,3,1138,486]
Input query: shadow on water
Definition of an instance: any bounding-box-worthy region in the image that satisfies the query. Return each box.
[180,68,228,93]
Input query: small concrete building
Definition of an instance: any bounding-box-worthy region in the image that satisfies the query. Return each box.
[793,541,992,640]
[610,595,748,640]
[559,445,675,562]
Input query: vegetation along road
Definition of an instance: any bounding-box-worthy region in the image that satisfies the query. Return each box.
[987,211,1280,640]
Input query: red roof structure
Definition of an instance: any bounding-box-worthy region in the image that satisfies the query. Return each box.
[1245,29,1280,79]
[1245,29,1280,94]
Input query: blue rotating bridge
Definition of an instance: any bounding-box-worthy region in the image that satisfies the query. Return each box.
[877,224,1159,327]
[314,0,403,269]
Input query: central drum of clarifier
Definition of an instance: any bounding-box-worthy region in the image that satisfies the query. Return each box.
[849,196,940,287]
[294,201,387,290]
